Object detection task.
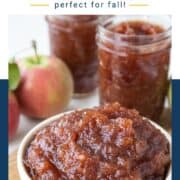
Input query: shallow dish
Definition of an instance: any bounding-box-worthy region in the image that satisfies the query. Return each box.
[17,111,171,180]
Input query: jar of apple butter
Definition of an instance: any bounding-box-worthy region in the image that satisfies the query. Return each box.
[46,15,99,95]
[97,16,171,121]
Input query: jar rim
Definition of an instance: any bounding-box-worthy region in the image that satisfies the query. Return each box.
[98,15,171,40]
[97,16,171,56]
[45,15,100,24]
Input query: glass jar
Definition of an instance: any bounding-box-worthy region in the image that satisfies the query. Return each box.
[46,15,99,95]
[97,15,171,121]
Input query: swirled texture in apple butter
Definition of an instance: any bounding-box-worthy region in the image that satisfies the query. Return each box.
[24,103,170,180]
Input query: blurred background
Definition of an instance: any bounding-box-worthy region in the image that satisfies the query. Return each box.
[9,15,49,57]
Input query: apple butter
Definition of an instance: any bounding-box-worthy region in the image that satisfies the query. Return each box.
[97,16,171,121]
[24,103,170,179]
[46,15,99,94]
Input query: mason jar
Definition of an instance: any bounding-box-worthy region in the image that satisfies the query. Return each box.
[97,15,171,121]
[46,15,99,95]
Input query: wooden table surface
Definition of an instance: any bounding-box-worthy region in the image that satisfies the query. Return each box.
[9,150,19,180]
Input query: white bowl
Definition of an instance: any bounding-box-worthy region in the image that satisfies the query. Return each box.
[17,111,172,180]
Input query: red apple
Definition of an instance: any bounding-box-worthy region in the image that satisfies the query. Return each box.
[8,91,20,140]
[16,55,74,119]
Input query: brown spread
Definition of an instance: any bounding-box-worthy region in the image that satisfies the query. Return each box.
[46,15,99,94]
[24,103,170,179]
[97,19,171,121]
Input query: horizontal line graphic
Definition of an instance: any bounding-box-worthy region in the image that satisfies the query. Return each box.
[129,3,149,7]
[30,3,49,7]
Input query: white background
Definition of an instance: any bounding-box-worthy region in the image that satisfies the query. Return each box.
[9,15,49,57]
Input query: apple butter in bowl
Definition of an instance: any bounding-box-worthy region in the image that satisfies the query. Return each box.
[22,103,170,179]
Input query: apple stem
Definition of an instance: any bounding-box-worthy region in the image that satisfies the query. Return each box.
[9,56,16,63]
[31,40,40,64]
